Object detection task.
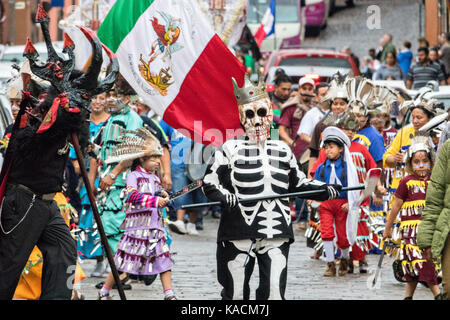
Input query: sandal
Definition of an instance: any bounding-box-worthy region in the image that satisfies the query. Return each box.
[71,290,85,300]
[95,275,132,290]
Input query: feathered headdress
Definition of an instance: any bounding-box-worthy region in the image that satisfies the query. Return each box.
[105,127,163,164]
[369,85,399,115]
[405,132,435,174]
[323,110,360,131]
[345,76,375,115]
[321,71,348,105]
[398,85,439,117]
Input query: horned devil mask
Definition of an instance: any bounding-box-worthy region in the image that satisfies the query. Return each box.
[232,74,273,142]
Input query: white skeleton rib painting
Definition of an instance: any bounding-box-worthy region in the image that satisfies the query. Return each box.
[202,73,341,300]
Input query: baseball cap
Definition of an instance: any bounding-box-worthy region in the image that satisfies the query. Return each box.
[298,76,316,88]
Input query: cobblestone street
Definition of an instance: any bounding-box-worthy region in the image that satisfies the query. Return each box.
[78,214,434,300]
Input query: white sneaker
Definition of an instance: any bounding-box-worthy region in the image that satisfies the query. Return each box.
[168,220,187,234]
[186,222,199,235]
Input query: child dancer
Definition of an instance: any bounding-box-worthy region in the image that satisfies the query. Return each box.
[98,128,176,300]
[314,126,360,277]
[311,113,385,273]
[383,135,442,300]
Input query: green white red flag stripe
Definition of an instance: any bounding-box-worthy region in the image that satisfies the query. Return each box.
[97,0,246,146]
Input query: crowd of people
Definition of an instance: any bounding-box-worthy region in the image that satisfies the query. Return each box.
[356,32,450,88]
[265,52,450,299]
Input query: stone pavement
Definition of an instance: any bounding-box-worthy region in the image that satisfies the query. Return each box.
[76,213,437,300]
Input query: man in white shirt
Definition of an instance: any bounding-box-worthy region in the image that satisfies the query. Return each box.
[297,83,329,145]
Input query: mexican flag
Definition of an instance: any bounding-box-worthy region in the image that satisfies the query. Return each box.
[97,0,246,146]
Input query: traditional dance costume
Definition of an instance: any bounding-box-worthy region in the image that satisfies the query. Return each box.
[97,104,143,253]
[393,175,439,284]
[312,140,378,261]
[73,120,108,259]
[353,125,386,251]
[114,166,173,276]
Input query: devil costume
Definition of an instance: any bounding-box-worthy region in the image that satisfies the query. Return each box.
[202,74,341,300]
[0,6,118,300]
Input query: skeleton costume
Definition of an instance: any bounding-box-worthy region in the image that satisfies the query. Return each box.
[0,5,118,299]
[202,74,341,300]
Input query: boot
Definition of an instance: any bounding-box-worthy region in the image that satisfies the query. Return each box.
[324,261,336,277]
[338,258,350,276]
[434,293,443,300]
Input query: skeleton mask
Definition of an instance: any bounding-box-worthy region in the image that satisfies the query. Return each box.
[238,97,273,141]
[232,74,272,142]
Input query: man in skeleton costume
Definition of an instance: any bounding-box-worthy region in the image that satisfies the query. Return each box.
[0,5,118,299]
[202,74,342,300]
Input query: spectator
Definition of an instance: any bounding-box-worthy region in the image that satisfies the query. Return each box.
[297,82,329,146]
[273,67,287,82]
[279,76,316,161]
[341,46,360,70]
[159,120,206,236]
[397,41,414,75]
[279,76,317,230]
[417,37,430,49]
[374,51,406,81]
[439,32,450,83]
[291,82,329,230]
[241,47,255,74]
[406,47,446,89]
[360,56,374,79]
[429,47,448,83]
[269,74,292,111]
[437,32,447,49]
[376,33,397,63]
[368,48,381,71]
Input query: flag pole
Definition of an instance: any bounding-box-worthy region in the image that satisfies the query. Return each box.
[70,133,127,300]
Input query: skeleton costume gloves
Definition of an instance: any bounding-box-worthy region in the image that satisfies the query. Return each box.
[322,184,343,200]
[221,193,239,209]
[296,179,343,201]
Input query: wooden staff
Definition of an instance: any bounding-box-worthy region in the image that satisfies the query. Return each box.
[71,133,126,300]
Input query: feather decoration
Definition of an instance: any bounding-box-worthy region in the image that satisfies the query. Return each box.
[370,85,398,114]
[321,71,349,104]
[346,76,375,115]
[105,127,163,164]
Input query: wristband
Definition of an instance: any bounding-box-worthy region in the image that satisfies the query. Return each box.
[109,172,117,180]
